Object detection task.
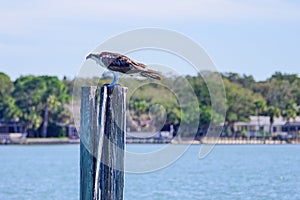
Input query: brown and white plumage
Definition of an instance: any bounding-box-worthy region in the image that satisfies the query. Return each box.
[86,52,162,80]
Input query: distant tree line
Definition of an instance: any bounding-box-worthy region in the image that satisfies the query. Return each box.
[0,72,71,137]
[1,71,300,137]
[222,72,300,135]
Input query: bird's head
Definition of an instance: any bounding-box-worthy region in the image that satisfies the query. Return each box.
[86,52,101,60]
[86,52,105,66]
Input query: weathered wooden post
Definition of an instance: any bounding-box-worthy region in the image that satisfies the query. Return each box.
[80,85,126,200]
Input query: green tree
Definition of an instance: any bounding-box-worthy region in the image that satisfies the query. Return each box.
[254,100,267,136]
[186,74,211,106]
[266,106,281,135]
[282,101,298,136]
[13,76,70,137]
[223,72,255,90]
[223,79,264,136]
[0,72,21,121]
[254,73,299,111]
[40,76,70,137]
[129,98,148,118]
[13,76,44,132]
[62,76,74,96]
[282,101,298,122]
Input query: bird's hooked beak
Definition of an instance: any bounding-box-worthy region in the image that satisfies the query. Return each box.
[86,52,105,67]
[86,53,96,60]
[86,52,104,60]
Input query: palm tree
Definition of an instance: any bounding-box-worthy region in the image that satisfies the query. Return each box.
[266,106,281,137]
[282,101,298,137]
[254,100,266,137]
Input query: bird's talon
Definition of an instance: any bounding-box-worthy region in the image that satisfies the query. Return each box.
[107,83,117,87]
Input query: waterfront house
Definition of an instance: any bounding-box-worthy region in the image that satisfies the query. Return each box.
[66,124,79,139]
[0,120,26,143]
[0,120,25,133]
[234,116,300,138]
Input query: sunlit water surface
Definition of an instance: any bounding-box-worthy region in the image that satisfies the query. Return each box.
[1,144,299,200]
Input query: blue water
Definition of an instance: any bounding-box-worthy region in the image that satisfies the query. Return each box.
[1,144,300,200]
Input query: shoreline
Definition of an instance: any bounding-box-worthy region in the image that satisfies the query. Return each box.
[199,137,300,145]
[0,137,299,145]
[0,138,80,145]
[25,138,80,145]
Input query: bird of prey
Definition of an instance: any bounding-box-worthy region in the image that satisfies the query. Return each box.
[86,51,162,86]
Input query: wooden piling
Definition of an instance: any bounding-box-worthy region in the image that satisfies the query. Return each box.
[80,85,126,200]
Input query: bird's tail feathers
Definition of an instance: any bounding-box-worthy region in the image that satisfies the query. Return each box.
[140,69,162,80]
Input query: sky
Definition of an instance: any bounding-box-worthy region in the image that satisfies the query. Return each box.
[0,0,300,81]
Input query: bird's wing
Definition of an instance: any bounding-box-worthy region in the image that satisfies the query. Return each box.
[104,53,152,74]
[118,55,147,70]
[105,55,128,67]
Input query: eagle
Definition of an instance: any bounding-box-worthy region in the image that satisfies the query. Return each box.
[86,52,162,86]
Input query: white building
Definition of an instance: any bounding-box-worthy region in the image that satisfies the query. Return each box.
[234,116,300,138]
